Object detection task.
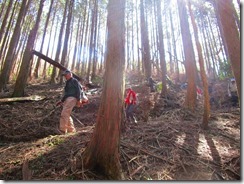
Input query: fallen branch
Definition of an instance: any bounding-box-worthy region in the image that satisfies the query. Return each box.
[130,165,145,177]
[71,114,85,126]
[32,50,101,90]
[0,95,45,103]
[32,50,81,81]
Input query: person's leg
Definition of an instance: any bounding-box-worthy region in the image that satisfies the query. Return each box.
[231,92,238,107]
[125,104,132,122]
[232,95,238,107]
[128,104,137,123]
[59,97,77,133]
[60,107,69,134]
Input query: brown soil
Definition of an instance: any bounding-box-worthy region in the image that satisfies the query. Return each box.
[0,79,240,180]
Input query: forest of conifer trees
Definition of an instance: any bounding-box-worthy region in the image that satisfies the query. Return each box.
[0,0,240,181]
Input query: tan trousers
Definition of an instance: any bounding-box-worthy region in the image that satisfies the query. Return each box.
[59,97,77,133]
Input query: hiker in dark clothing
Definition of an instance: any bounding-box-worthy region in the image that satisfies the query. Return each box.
[148,77,157,92]
[56,70,88,134]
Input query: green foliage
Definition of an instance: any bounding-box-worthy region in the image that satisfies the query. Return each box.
[46,137,64,147]
[156,82,162,91]
[47,66,53,77]
[218,60,232,80]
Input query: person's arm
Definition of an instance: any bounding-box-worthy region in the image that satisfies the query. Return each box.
[73,79,81,101]
[57,83,67,105]
[61,83,68,102]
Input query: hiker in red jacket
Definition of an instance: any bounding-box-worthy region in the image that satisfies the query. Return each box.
[124,86,137,124]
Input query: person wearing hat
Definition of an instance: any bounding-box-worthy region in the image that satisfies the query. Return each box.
[124,85,137,124]
[56,70,83,134]
[228,78,238,106]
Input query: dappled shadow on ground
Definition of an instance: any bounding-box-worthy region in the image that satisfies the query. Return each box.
[0,80,240,180]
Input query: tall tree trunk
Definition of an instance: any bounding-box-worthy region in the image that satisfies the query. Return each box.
[81,7,90,75]
[166,12,173,75]
[34,0,54,79]
[156,0,167,96]
[177,0,197,111]
[207,16,221,76]
[126,11,130,70]
[0,0,13,43]
[12,0,45,97]
[200,19,211,77]
[131,4,135,71]
[71,16,81,72]
[11,31,28,77]
[82,0,125,179]
[188,0,210,129]
[86,1,96,82]
[136,0,141,73]
[0,0,29,91]
[0,0,18,68]
[204,23,217,80]
[169,7,179,83]
[0,0,7,19]
[59,0,74,84]
[76,0,88,73]
[50,0,68,84]
[214,0,240,103]
[42,4,58,78]
[140,0,151,79]
[91,0,98,81]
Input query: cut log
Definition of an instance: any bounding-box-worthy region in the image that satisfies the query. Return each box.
[32,50,81,81]
[0,95,46,103]
[32,50,102,90]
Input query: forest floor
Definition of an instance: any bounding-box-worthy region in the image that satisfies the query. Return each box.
[0,75,240,181]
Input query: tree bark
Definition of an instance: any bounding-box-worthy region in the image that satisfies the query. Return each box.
[214,0,240,104]
[91,0,99,81]
[0,0,13,43]
[33,0,54,79]
[82,0,125,179]
[12,0,45,97]
[0,0,28,91]
[156,0,167,97]
[59,0,74,84]
[140,0,151,79]
[50,0,69,84]
[42,4,58,78]
[0,1,18,68]
[169,7,179,83]
[177,0,197,111]
[188,0,210,129]
[86,0,96,82]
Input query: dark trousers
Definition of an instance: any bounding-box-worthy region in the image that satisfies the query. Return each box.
[231,92,238,106]
[125,104,136,123]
